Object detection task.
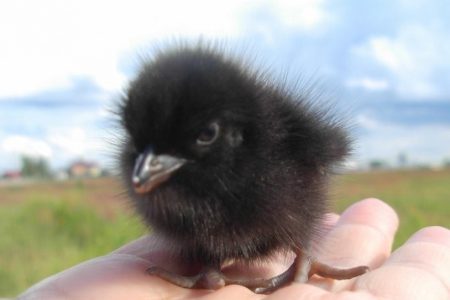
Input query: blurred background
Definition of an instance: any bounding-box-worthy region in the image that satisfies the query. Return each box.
[1,0,449,297]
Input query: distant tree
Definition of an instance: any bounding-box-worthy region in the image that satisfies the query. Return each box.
[20,156,52,178]
[397,152,408,169]
[415,164,431,170]
[443,159,450,169]
[369,159,387,170]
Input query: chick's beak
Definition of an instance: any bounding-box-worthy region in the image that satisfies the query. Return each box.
[132,148,186,194]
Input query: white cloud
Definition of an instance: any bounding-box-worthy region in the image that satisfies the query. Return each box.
[0,125,114,171]
[0,135,53,158]
[268,0,329,30]
[0,0,251,98]
[0,128,97,160]
[0,0,333,99]
[356,114,382,130]
[346,77,390,91]
[352,24,450,99]
[47,128,92,157]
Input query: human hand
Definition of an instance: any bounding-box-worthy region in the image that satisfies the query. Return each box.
[19,198,450,299]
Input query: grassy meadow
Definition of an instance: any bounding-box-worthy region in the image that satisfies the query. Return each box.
[1,169,450,297]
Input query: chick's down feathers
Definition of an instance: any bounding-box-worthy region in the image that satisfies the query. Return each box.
[119,44,351,267]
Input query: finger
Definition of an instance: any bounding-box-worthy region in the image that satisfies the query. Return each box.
[20,254,212,300]
[199,284,262,300]
[389,226,450,288]
[197,282,372,300]
[318,198,398,266]
[311,198,398,291]
[261,281,376,300]
[354,226,450,300]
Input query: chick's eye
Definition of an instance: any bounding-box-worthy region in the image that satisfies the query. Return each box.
[196,122,220,146]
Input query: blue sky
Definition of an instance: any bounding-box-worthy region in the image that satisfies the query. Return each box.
[1,0,449,172]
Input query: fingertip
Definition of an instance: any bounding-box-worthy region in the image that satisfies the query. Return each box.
[407,226,450,248]
[338,198,399,238]
[313,198,399,275]
[359,226,450,297]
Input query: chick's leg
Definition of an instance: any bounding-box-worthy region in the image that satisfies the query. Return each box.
[306,257,370,281]
[147,250,369,294]
[148,264,295,293]
[230,250,369,294]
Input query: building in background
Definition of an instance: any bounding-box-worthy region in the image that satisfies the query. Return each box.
[68,160,102,178]
[2,170,22,180]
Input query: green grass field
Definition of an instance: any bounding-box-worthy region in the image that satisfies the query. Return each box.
[1,170,449,297]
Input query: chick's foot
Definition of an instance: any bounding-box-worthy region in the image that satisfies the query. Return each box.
[245,251,370,293]
[146,267,226,290]
[147,252,369,294]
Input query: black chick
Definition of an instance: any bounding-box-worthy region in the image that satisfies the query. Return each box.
[118,43,368,293]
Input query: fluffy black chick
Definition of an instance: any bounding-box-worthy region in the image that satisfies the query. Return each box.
[118,44,368,293]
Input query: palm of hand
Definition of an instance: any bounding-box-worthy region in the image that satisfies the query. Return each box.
[20,199,450,300]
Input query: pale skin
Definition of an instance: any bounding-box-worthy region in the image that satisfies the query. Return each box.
[19,198,450,300]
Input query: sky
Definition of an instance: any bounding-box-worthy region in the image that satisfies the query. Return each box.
[0,0,449,172]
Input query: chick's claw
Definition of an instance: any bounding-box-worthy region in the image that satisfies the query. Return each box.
[146,266,201,289]
[147,254,369,294]
[229,263,297,294]
[244,254,369,293]
[146,267,226,290]
[309,261,370,280]
[193,269,226,290]
[146,265,292,294]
